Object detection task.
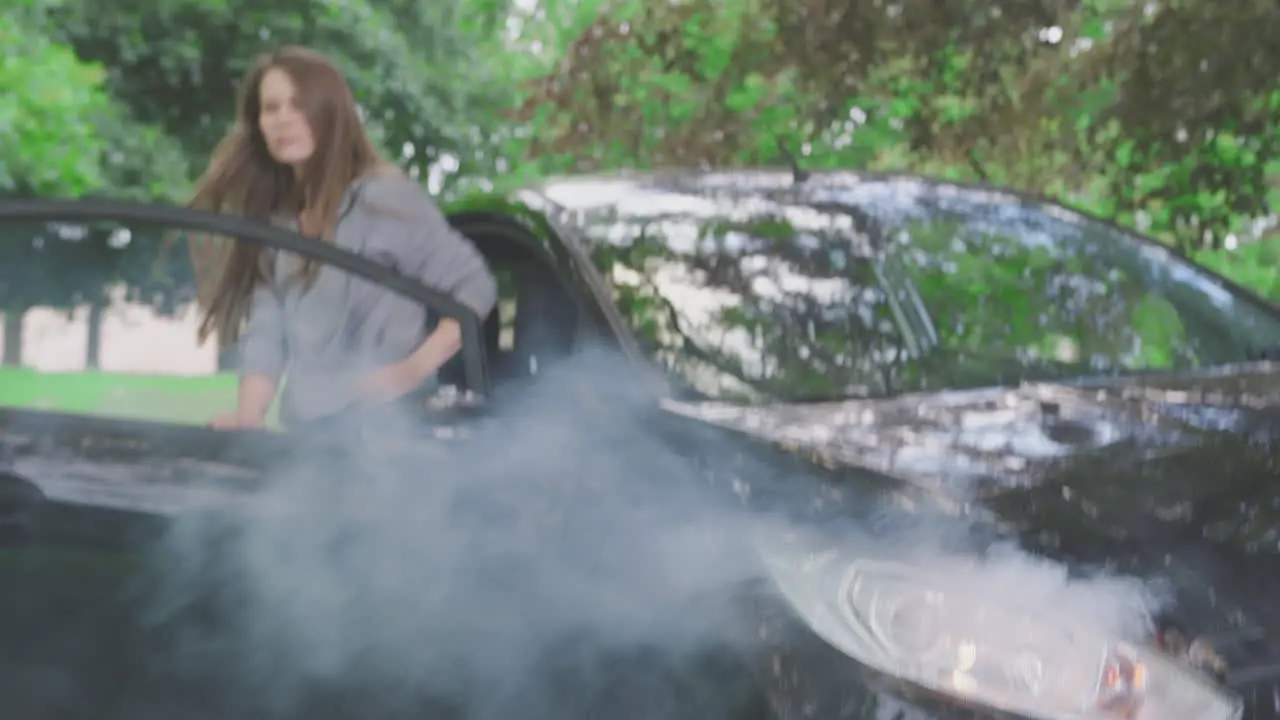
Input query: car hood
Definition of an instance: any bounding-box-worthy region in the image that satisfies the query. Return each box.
[662,360,1280,499]
[667,361,1280,710]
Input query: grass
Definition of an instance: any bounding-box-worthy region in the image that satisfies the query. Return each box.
[0,366,249,426]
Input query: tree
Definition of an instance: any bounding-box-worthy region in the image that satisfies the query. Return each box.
[2,0,512,368]
[46,0,514,193]
[39,0,516,334]
[509,0,1280,253]
[1,3,115,364]
[1,1,193,365]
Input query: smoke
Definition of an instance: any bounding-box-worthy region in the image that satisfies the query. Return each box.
[28,347,1168,719]
[123,348,770,720]
[914,541,1165,641]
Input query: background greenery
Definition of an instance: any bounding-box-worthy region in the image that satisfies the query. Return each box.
[2,0,1279,418]
[1,10,1276,717]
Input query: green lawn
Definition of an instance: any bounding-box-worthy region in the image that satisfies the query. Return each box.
[0,367,250,426]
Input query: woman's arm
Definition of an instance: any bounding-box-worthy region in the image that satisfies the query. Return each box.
[402,316,463,378]
[395,194,498,323]
[358,178,498,394]
[231,282,287,425]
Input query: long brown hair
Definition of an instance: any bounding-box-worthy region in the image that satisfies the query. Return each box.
[189,45,387,346]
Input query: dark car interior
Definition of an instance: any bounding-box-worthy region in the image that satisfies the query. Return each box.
[438,213,582,396]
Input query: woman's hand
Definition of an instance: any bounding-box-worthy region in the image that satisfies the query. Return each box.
[357,318,463,403]
[212,374,277,430]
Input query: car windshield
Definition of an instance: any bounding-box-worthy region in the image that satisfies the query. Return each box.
[549,173,1280,404]
[866,178,1280,380]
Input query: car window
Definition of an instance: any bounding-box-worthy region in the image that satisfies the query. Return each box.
[0,200,488,428]
[864,181,1280,376]
[552,188,913,403]
[546,174,1280,405]
[445,213,582,387]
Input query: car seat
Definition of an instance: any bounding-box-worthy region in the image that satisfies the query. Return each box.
[506,263,576,380]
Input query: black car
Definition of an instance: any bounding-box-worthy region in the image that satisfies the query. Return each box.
[1,169,1278,719]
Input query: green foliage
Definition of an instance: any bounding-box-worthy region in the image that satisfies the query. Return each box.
[2,0,512,332]
[903,224,1205,372]
[0,4,110,196]
[0,2,190,201]
[6,0,1280,341]
[509,0,1280,258]
[42,0,512,193]
[0,2,193,329]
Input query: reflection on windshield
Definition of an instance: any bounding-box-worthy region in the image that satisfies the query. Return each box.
[548,174,1280,404]
[558,188,912,403]
[879,189,1280,376]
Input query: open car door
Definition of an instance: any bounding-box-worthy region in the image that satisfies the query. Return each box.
[0,197,491,533]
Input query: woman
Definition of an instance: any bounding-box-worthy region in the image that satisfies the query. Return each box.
[191,45,498,431]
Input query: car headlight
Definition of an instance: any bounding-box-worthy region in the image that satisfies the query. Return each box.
[757,537,1243,720]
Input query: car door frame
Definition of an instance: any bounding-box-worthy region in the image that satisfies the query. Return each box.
[519,196,669,369]
[0,197,493,418]
[446,196,656,368]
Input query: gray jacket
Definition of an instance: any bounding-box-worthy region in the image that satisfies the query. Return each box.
[238,171,498,426]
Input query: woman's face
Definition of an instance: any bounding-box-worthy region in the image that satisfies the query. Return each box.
[258,67,316,168]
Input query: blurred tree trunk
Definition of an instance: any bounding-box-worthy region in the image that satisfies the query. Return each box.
[85,300,104,369]
[2,310,24,367]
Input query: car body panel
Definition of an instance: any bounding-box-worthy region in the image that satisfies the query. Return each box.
[3,171,1280,718]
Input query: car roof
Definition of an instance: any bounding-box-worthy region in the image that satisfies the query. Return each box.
[529,167,1094,216]
[528,167,1112,251]
[520,167,1280,321]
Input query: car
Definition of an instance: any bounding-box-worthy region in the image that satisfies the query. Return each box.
[1,168,1279,720]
